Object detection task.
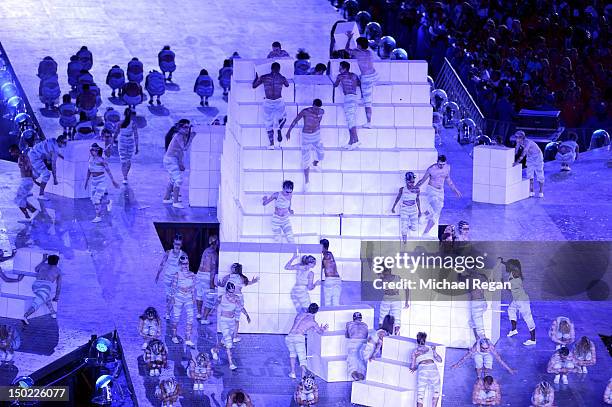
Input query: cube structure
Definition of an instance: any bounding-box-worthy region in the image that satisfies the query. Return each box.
[332,22,360,52]
[472,145,530,204]
[306,305,375,382]
[351,336,446,407]
[45,140,91,199]
[189,125,223,207]
[0,248,59,320]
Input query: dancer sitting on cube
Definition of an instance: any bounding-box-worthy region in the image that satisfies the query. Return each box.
[262,180,295,243]
[285,253,320,312]
[286,99,325,191]
[391,171,421,243]
[252,62,289,149]
[345,32,377,128]
[334,61,361,149]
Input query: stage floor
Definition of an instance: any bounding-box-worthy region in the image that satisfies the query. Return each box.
[1,1,611,406]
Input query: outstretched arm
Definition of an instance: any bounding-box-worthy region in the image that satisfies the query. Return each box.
[286,110,304,140]
[415,168,431,188]
[262,192,278,206]
[451,347,474,369]
[252,73,263,88]
[432,345,442,363]
[491,347,515,373]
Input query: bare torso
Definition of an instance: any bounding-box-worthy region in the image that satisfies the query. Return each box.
[300,107,324,133]
[258,72,288,100]
[322,252,340,278]
[35,263,61,282]
[426,164,451,190]
[335,72,360,95]
[289,312,318,335]
[18,154,33,178]
[346,321,368,339]
[349,48,376,75]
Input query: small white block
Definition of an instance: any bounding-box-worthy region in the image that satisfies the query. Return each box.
[472,183,490,203]
[472,165,490,185]
[488,146,515,168]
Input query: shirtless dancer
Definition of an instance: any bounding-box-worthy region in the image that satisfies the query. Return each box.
[345,33,377,127]
[286,99,325,191]
[196,235,219,324]
[285,303,328,379]
[163,120,195,208]
[23,254,62,324]
[320,239,342,306]
[252,62,289,149]
[9,145,39,222]
[334,61,361,149]
[415,155,462,236]
[379,268,409,335]
[345,312,368,380]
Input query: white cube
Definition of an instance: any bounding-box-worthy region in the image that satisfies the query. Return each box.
[408,61,428,83]
[488,146,515,168]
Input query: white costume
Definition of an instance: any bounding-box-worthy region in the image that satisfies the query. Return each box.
[88,157,107,205]
[360,72,378,107]
[28,139,61,183]
[399,187,419,235]
[291,268,312,312]
[285,333,307,367]
[301,130,325,169]
[346,337,367,377]
[118,124,136,163]
[424,184,444,223]
[262,98,286,133]
[520,138,544,182]
[469,299,488,338]
[415,348,441,404]
[218,296,238,348]
[507,276,535,330]
[271,192,294,243]
[323,277,342,306]
[343,93,359,129]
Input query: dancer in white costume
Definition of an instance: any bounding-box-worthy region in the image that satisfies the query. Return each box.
[605,378,612,404]
[459,268,488,339]
[118,108,139,184]
[391,172,421,243]
[163,119,195,208]
[345,32,377,127]
[225,390,253,407]
[155,234,187,320]
[219,263,259,342]
[9,145,39,222]
[320,239,342,306]
[286,99,325,191]
[451,338,516,378]
[415,154,462,236]
[500,258,537,345]
[455,220,470,241]
[262,180,295,243]
[530,381,555,407]
[170,255,196,347]
[22,254,61,324]
[196,235,219,324]
[334,61,361,149]
[548,316,575,350]
[252,62,289,148]
[378,268,409,335]
[345,312,368,380]
[514,130,545,197]
[138,307,162,350]
[573,336,597,374]
[547,346,578,385]
[84,143,119,223]
[28,136,67,200]
[472,375,501,406]
[286,303,328,379]
[211,282,251,370]
[410,332,443,407]
[284,253,320,312]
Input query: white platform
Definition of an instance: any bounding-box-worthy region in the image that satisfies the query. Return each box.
[188,125,223,207]
[351,335,446,407]
[45,140,91,199]
[472,145,530,205]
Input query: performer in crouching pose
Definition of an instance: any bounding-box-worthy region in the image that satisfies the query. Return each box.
[138,306,162,350]
[187,351,213,391]
[144,339,168,377]
[573,336,596,374]
[548,316,575,350]
[0,325,20,363]
[530,381,555,407]
[23,254,62,324]
[547,346,579,385]
[345,312,368,380]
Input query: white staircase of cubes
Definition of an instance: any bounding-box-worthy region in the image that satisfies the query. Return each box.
[0,248,56,320]
[351,335,446,407]
[188,125,223,207]
[46,140,90,199]
[472,145,530,204]
[306,304,375,382]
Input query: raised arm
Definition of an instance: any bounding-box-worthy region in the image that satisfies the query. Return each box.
[415,167,431,188]
[286,110,305,139]
[252,73,263,88]
[284,253,299,270]
[345,31,354,52]
[451,346,475,369]
[431,345,442,363]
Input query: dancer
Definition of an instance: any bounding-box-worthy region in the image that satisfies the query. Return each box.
[145,70,166,106]
[333,61,361,149]
[58,94,78,138]
[379,267,409,335]
[76,46,93,71]
[194,69,214,107]
[605,378,612,404]
[286,99,325,190]
[320,240,341,306]
[103,107,121,143]
[67,55,82,93]
[155,234,187,320]
[415,155,462,236]
[196,235,219,324]
[267,41,290,58]
[501,258,537,345]
[127,57,144,84]
[262,180,295,243]
[285,303,328,379]
[513,130,544,197]
[252,62,289,148]
[211,282,251,370]
[547,346,578,384]
[0,325,20,363]
[345,32,377,127]
[556,132,579,171]
[187,352,212,391]
[106,65,125,98]
[118,108,139,184]
[294,372,319,406]
[573,336,596,374]
[38,64,61,110]
[144,339,168,377]
[74,112,97,139]
[155,378,180,407]
[170,255,196,347]
[462,269,489,339]
[158,45,176,82]
[363,315,393,362]
[225,390,253,407]
[218,263,259,342]
[472,375,501,406]
[548,316,575,349]
[409,332,443,407]
[530,381,555,406]
[121,81,143,111]
[391,171,421,243]
[22,254,61,324]
[284,253,320,312]
[84,143,118,223]
[455,220,470,241]
[9,145,39,222]
[163,119,195,208]
[451,338,516,377]
[28,136,66,200]
[138,306,162,350]
[218,59,233,97]
[345,312,368,380]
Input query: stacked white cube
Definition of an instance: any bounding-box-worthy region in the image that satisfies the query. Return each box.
[188,125,223,207]
[0,248,58,320]
[306,305,374,382]
[351,335,446,407]
[45,140,91,199]
[332,22,361,52]
[472,145,530,204]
